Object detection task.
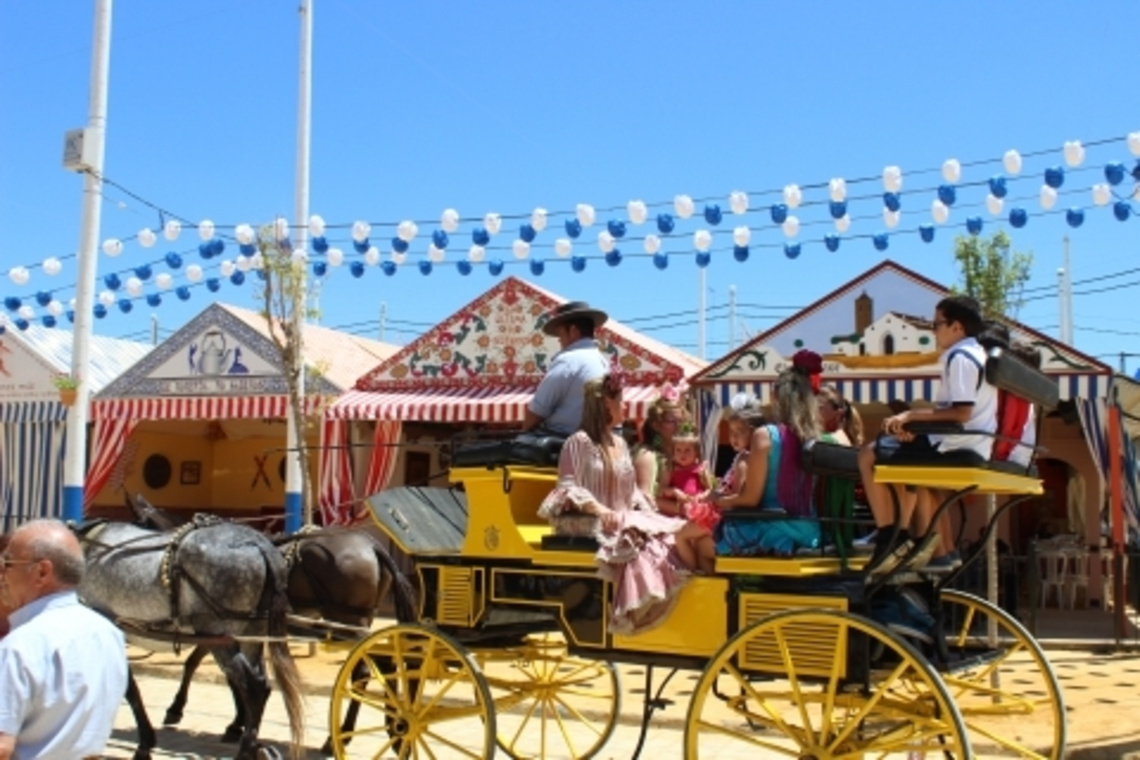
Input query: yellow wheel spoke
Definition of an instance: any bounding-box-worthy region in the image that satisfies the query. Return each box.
[721,661,802,741]
[693,718,801,756]
[342,687,401,718]
[551,691,607,736]
[774,625,816,742]
[504,694,542,751]
[827,659,912,750]
[420,728,486,758]
[337,723,396,740]
[414,665,466,718]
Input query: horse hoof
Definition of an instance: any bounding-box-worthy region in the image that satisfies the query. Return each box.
[132,751,153,760]
[221,726,243,743]
[162,710,182,725]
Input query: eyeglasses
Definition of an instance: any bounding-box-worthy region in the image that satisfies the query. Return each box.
[0,555,38,573]
[932,319,950,329]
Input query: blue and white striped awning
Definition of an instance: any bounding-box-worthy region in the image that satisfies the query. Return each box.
[0,401,67,424]
[0,419,66,531]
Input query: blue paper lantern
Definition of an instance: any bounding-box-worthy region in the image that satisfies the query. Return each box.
[118,298,133,313]
[198,242,212,259]
[381,261,397,276]
[966,216,983,236]
[457,260,473,276]
[1065,208,1085,228]
[349,261,365,278]
[519,223,537,243]
[938,185,957,206]
[1132,160,1140,183]
[254,267,265,280]
[230,271,245,286]
[41,315,56,328]
[431,230,449,249]
[312,261,327,277]
[784,243,801,259]
[694,251,710,268]
[703,204,723,226]
[392,236,411,253]
[607,220,627,239]
[988,176,1008,199]
[824,235,840,252]
[104,274,122,291]
[1044,166,1065,189]
[176,286,192,301]
[919,225,935,243]
[418,261,433,276]
[570,256,587,273]
[829,201,847,219]
[605,249,623,267]
[165,252,183,269]
[564,219,582,239]
[655,214,675,234]
[1104,162,1126,186]
[65,311,74,324]
[4,297,21,312]
[529,259,545,276]
[770,204,788,224]
[206,278,221,292]
[883,192,901,212]
[35,291,52,307]
[733,245,750,262]
[15,318,29,331]
[1114,202,1132,222]
[353,239,369,254]
[1009,208,1028,228]
[239,243,257,257]
[210,239,225,256]
[873,234,889,252]
[653,252,669,270]
[94,304,108,318]
[489,260,505,276]
[135,265,152,281]
[146,294,161,308]
[471,227,491,246]
[311,236,329,253]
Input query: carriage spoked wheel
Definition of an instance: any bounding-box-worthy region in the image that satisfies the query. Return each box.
[933,589,1067,759]
[478,633,621,759]
[684,609,972,759]
[327,624,496,759]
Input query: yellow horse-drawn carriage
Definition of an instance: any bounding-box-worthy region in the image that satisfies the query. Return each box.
[326,348,1066,759]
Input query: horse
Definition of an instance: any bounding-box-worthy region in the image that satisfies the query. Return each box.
[78,517,306,760]
[127,496,418,754]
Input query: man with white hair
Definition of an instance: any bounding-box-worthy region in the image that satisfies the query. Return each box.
[0,519,126,760]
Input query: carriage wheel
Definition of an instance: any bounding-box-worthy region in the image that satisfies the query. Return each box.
[478,634,621,760]
[937,589,1067,759]
[684,608,972,759]
[327,624,495,759]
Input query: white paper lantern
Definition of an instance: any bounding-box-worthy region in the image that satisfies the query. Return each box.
[42,257,62,276]
[308,215,326,238]
[882,165,903,193]
[364,246,381,266]
[326,248,344,267]
[986,194,1004,216]
[673,194,694,219]
[351,221,371,243]
[1129,132,1140,158]
[484,213,502,236]
[234,223,255,245]
[597,231,616,254]
[729,191,750,215]
[102,238,123,257]
[627,200,648,225]
[138,227,157,248]
[643,234,661,254]
[783,184,803,209]
[46,300,63,317]
[829,178,847,203]
[440,209,460,233]
[126,277,143,296]
[198,219,215,241]
[291,249,308,265]
[1063,140,1085,168]
[1003,149,1022,175]
[8,266,29,286]
[392,251,408,266]
[1092,183,1112,206]
[219,260,235,277]
[274,217,290,241]
[575,204,596,227]
[782,216,800,238]
[1040,185,1058,210]
[186,264,203,282]
[397,220,419,242]
[17,305,34,320]
[553,239,572,258]
[694,229,713,252]
[931,199,950,224]
[834,215,851,233]
[733,226,751,247]
[511,240,530,260]
[468,245,486,262]
[163,220,182,241]
[530,207,548,232]
[236,255,252,273]
[427,245,446,263]
[942,158,961,184]
[155,273,173,290]
[883,209,901,228]
[99,290,116,306]
[69,298,76,309]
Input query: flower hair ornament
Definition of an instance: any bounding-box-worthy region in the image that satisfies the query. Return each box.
[729,391,755,412]
[673,420,700,444]
[791,349,824,393]
[657,382,681,405]
[601,356,626,397]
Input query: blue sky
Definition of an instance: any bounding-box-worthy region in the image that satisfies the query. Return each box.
[2,2,1138,373]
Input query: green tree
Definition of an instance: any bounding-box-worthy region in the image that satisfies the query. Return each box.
[951,230,1033,320]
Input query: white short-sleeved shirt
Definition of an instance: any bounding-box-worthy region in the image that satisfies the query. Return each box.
[527,338,609,435]
[0,590,127,759]
[929,336,998,458]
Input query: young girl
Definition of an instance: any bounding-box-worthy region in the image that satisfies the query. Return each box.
[661,423,721,532]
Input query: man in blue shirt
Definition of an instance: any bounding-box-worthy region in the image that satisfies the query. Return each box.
[0,519,127,760]
[523,301,610,436]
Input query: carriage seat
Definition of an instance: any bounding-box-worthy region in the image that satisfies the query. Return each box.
[540,534,599,552]
[452,432,565,469]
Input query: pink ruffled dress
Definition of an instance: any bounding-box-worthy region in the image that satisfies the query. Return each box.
[538,431,690,635]
[668,462,720,533]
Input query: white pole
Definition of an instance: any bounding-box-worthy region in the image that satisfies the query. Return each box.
[62,0,112,522]
[285,0,313,532]
[728,285,737,350]
[698,269,707,360]
[1061,236,1074,345]
[150,313,158,345]
[379,301,387,343]
[1056,267,1067,344]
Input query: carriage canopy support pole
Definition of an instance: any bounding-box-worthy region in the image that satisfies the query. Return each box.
[1109,402,1125,643]
[62,0,113,522]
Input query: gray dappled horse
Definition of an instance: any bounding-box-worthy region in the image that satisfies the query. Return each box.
[78,518,305,760]
[129,496,418,754]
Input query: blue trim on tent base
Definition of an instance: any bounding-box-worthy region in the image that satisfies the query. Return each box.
[285,491,302,534]
[62,485,83,523]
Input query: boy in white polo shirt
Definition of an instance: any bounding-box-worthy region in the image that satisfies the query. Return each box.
[858,295,998,576]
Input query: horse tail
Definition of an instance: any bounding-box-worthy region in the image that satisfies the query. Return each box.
[264,556,306,757]
[369,537,419,623]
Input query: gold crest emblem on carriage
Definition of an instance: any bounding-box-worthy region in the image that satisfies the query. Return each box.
[483,525,500,550]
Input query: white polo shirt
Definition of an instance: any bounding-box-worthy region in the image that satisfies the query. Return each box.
[0,590,127,759]
[528,338,609,435]
[929,336,999,459]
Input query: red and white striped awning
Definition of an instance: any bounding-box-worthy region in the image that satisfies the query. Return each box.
[91,395,323,421]
[328,385,663,424]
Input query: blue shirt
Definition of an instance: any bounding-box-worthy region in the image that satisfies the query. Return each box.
[0,590,127,759]
[527,338,609,435]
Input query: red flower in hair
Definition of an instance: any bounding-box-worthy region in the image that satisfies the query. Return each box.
[792,349,824,393]
[603,356,626,396]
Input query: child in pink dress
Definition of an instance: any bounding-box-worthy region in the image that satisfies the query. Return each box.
[661,425,721,533]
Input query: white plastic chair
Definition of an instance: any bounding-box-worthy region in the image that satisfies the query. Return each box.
[1039,549,1069,609]
[1063,549,1088,610]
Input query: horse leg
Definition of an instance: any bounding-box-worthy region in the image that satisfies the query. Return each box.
[212,644,274,760]
[163,645,209,725]
[221,674,247,743]
[124,666,157,760]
